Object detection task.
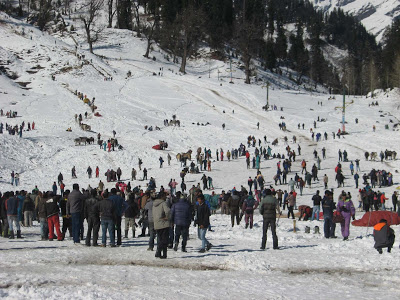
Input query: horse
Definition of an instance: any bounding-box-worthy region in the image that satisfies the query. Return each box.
[80,123,91,131]
[177,150,192,161]
[74,137,88,146]
[370,152,377,161]
[385,150,397,160]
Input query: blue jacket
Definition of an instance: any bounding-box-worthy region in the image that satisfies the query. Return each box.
[109,194,127,217]
[171,198,191,226]
[6,197,19,216]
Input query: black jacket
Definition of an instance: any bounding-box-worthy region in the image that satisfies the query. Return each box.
[94,198,115,220]
[124,198,139,218]
[85,197,100,219]
[196,203,210,228]
[23,197,35,212]
[322,195,334,217]
[312,194,322,206]
[45,196,60,218]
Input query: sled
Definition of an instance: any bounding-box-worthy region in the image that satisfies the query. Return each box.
[94,112,102,117]
[152,145,161,150]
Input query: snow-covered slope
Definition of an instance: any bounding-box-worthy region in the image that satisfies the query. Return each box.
[314,0,400,41]
[1,11,400,300]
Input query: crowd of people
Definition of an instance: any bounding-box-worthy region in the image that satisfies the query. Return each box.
[1,104,398,256]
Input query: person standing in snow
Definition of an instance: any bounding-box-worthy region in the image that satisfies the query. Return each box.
[322,190,336,238]
[52,182,57,195]
[87,166,92,179]
[243,191,257,229]
[259,189,280,250]
[131,168,137,181]
[45,192,63,241]
[311,190,322,221]
[109,188,127,246]
[85,189,100,246]
[71,166,77,178]
[153,191,170,258]
[67,184,85,244]
[167,153,171,166]
[93,190,116,247]
[6,192,22,239]
[196,194,212,253]
[116,167,122,181]
[14,173,20,186]
[159,156,164,168]
[171,193,191,252]
[58,172,63,185]
[138,158,143,170]
[337,192,355,241]
[228,190,241,227]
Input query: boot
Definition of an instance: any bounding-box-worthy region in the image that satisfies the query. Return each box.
[250,223,253,229]
[173,243,178,251]
[314,226,320,234]
[305,226,310,234]
[124,230,128,238]
[132,229,135,238]
[161,247,167,259]
[139,228,146,237]
[245,223,249,229]
[9,231,15,239]
[182,246,187,252]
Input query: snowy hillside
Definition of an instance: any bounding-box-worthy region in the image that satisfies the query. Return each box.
[314,0,400,41]
[1,10,400,300]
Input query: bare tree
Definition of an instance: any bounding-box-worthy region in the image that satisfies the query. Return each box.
[107,0,116,28]
[177,5,204,74]
[143,14,159,58]
[132,1,141,36]
[79,0,104,54]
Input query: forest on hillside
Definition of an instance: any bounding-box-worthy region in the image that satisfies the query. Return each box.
[1,0,400,94]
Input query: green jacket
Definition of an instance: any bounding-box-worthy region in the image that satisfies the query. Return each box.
[259,195,279,219]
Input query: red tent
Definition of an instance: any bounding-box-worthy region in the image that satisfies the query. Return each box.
[352,211,400,227]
